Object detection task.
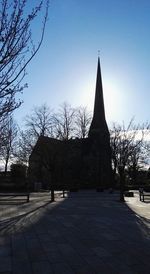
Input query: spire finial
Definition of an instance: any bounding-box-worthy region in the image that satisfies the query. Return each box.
[88,53,107,137]
[98,50,100,57]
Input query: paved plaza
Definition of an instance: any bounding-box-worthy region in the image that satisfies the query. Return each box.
[0,190,150,274]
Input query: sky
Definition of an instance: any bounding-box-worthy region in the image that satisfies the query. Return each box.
[14,0,150,128]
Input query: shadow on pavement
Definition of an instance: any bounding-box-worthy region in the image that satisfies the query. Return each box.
[0,190,150,274]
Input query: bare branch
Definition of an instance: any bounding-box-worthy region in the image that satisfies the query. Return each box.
[0,0,49,118]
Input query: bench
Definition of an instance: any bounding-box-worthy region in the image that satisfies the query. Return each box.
[0,192,30,202]
[139,189,150,202]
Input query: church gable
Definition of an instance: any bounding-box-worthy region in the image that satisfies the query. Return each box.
[29,58,112,190]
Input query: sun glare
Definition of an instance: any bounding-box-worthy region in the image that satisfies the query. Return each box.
[103,77,126,122]
[72,73,126,125]
[73,79,95,110]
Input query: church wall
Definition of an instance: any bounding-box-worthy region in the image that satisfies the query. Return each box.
[28,58,113,190]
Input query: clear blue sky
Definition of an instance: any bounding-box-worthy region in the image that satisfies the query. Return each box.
[15,0,150,127]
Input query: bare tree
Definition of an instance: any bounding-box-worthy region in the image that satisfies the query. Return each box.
[15,128,35,165]
[110,119,150,185]
[0,115,8,149]
[0,115,18,174]
[74,106,92,138]
[0,0,49,119]
[15,104,53,164]
[53,102,76,140]
[25,104,54,138]
[28,136,63,201]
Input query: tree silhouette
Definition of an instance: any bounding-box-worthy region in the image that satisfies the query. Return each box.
[0,0,49,119]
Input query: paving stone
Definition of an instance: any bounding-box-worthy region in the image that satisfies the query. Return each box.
[0,246,11,257]
[0,191,150,273]
[31,261,53,274]
[71,263,97,274]
[12,260,32,274]
[130,263,150,274]
[46,250,65,263]
[51,262,75,274]
[0,271,12,274]
[92,246,112,257]
[0,257,12,272]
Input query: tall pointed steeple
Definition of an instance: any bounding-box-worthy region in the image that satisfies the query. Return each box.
[87,57,112,188]
[89,57,108,137]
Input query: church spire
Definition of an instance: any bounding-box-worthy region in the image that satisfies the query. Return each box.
[89,57,108,137]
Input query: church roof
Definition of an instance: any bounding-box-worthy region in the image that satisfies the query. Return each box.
[89,57,108,136]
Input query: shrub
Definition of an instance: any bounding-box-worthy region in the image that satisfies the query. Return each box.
[11,164,27,183]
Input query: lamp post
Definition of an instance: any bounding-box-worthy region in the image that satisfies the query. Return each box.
[118,164,125,202]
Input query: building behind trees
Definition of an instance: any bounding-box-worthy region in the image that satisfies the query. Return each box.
[29,58,112,190]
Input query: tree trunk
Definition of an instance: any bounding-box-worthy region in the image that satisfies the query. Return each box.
[50,171,55,202]
[51,189,55,202]
[119,166,125,202]
[4,155,9,176]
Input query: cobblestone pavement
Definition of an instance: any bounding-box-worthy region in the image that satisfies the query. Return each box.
[0,190,150,274]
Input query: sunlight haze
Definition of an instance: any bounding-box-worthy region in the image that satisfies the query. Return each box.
[14,0,150,128]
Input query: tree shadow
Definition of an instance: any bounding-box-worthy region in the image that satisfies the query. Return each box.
[0,199,52,234]
[136,215,150,238]
[0,190,150,273]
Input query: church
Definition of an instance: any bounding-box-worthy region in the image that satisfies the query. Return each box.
[28,58,112,190]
